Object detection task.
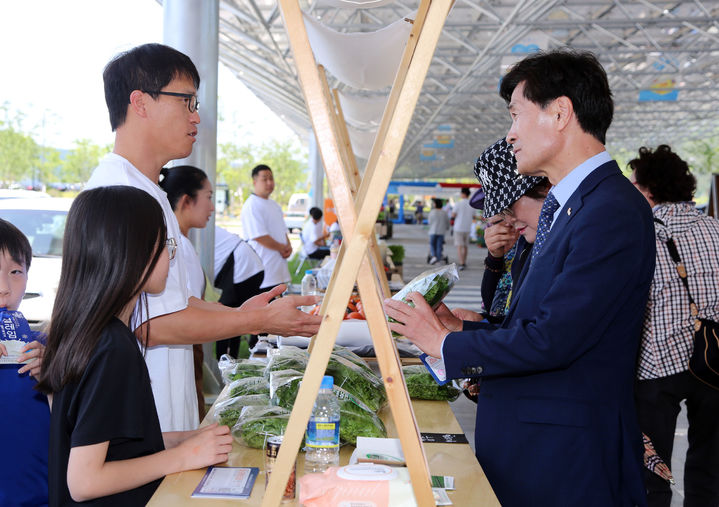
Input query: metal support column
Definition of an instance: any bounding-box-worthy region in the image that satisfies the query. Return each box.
[163,0,219,277]
[308,130,324,210]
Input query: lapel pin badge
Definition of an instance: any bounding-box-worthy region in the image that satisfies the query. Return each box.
[567,207,572,216]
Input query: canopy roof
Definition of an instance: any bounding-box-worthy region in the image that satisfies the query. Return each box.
[215,0,719,177]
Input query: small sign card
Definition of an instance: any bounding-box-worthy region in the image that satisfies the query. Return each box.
[419,353,449,385]
[191,466,259,499]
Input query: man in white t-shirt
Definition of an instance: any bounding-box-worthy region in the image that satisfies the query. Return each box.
[241,165,293,289]
[85,43,321,432]
[300,207,330,260]
[452,187,475,270]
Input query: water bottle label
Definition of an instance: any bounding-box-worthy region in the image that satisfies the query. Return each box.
[306,420,339,448]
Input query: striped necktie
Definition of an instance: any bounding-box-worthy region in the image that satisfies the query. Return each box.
[531,192,559,260]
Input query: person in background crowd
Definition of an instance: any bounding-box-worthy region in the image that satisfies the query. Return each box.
[301,207,330,260]
[630,145,719,507]
[159,164,214,421]
[452,187,474,270]
[0,219,49,507]
[241,164,293,290]
[384,49,654,506]
[36,187,233,505]
[85,43,320,432]
[427,197,450,264]
[213,226,265,355]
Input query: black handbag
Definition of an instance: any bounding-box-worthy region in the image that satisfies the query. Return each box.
[656,219,719,390]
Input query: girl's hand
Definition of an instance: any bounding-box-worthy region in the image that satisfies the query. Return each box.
[17,340,45,378]
[0,343,7,357]
[484,220,518,258]
[177,423,233,470]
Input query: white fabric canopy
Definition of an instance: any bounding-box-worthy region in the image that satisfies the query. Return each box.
[337,91,388,128]
[346,124,378,159]
[311,0,397,8]
[303,12,413,90]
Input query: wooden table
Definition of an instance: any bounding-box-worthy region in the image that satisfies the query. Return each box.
[148,397,499,506]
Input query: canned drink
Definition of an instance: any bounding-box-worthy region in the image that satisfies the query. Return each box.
[265,436,296,501]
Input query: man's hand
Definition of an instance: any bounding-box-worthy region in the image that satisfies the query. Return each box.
[263,295,322,337]
[17,340,45,378]
[280,243,293,258]
[239,285,286,312]
[484,219,518,258]
[383,292,449,358]
[451,307,484,323]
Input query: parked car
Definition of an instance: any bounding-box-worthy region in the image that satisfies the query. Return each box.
[284,192,310,232]
[0,189,51,199]
[0,197,73,331]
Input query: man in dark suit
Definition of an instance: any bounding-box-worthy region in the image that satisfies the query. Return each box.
[384,50,655,506]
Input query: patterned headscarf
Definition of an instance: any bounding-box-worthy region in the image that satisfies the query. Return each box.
[472,138,544,217]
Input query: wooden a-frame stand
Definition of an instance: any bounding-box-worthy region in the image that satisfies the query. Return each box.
[262,0,452,505]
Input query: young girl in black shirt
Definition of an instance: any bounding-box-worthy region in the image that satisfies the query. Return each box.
[36,186,233,506]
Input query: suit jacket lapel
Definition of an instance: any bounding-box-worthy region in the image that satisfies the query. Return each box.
[502,160,622,325]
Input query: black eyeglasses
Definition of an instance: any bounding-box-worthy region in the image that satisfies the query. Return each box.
[144,90,199,113]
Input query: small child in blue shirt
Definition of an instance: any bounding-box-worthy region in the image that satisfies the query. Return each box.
[0,218,50,507]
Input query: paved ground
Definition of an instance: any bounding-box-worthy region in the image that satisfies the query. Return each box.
[384,223,689,505]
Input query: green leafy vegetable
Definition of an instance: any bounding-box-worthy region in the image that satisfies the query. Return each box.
[334,385,386,445]
[402,365,461,401]
[228,376,269,398]
[326,354,387,413]
[233,406,293,449]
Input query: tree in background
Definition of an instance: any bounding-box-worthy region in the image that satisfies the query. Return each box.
[61,138,112,183]
[218,138,308,211]
[0,105,40,185]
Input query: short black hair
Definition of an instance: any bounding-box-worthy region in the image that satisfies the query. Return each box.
[628,145,696,203]
[0,219,32,270]
[499,49,613,144]
[159,165,208,211]
[252,164,272,178]
[461,187,470,197]
[103,43,200,131]
[309,207,323,221]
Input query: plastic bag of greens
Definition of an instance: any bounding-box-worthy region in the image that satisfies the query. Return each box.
[401,365,461,401]
[269,369,305,410]
[232,405,292,449]
[264,346,309,378]
[332,345,374,376]
[217,354,266,384]
[212,394,271,428]
[391,263,459,309]
[388,264,459,334]
[228,376,270,398]
[333,385,387,445]
[326,354,386,413]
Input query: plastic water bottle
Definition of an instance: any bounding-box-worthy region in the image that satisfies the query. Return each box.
[305,375,340,473]
[300,270,318,312]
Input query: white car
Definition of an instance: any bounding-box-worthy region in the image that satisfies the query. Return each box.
[1,197,73,331]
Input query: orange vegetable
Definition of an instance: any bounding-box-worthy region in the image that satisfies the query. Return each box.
[346,312,365,320]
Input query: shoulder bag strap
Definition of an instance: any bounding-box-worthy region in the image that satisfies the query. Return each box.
[654,218,700,324]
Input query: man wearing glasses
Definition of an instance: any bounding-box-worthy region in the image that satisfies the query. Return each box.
[86,43,321,433]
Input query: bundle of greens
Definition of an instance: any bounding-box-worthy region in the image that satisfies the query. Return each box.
[387,264,459,333]
[228,376,270,398]
[213,394,271,427]
[332,345,375,376]
[326,354,387,413]
[333,385,386,445]
[269,369,304,410]
[263,346,309,378]
[217,355,266,384]
[402,365,461,401]
[232,405,293,449]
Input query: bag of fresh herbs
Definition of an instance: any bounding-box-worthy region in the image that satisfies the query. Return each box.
[402,365,461,401]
